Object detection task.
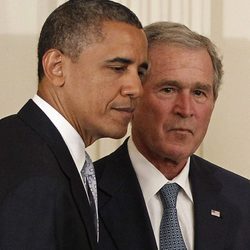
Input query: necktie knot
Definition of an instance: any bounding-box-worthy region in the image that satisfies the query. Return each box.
[160,183,180,208]
[81,152,95,179]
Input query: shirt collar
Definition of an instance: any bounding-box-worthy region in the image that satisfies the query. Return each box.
[127,137,193,203]
[32,95,86,172]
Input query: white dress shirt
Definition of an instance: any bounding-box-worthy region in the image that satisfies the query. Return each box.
[127,137,194,250]
[32,95,87,185]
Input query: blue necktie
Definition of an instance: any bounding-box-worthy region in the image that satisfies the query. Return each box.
[81,152,99,239]
[159,183,187,250]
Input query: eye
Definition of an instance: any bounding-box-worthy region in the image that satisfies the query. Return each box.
[192,83,212,100]
[161,86,177,94]
[111,66,127,73]
[138,69,147,80]
[193,89,205,97]
[193,89,209,103]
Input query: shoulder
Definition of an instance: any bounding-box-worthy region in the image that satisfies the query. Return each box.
[0,113,21,131]
[0,113,67,196]
[95,139,130,167]
[94,139,132,181]
[191,154,250,196]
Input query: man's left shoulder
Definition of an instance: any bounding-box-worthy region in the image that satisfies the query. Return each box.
[191,154,250,188]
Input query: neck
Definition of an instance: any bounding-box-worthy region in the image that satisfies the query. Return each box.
[153,158,187,180]
[132,137,188,180]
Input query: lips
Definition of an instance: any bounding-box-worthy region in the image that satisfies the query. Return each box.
[112,103,135,113]
[111,106,135,123]
[114,107,135,113]
[169,128,194,135]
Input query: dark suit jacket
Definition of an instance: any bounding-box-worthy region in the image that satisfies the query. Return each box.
[0,100,97,250]
[94,139,250,250]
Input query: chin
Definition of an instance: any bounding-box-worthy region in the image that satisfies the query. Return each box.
[102,127,128,140]
[164,147,192,162]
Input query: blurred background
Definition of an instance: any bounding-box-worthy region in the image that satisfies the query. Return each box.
[0,0,249,178]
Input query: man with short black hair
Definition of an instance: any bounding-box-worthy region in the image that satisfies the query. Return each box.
[0,1,148,249]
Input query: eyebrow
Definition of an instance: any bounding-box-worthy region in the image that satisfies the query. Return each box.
[157,80,213,91]
[106,57,132,64]
[195,82,213,91]
[106,57,149,71]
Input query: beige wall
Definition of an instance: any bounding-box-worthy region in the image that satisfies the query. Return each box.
[0,0,249,178]
[203,0,250,178]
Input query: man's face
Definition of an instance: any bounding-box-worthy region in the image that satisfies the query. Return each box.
[61,21,148,145]
[132,44,215,165]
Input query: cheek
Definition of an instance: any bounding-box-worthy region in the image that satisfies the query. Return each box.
[135,100,154,121]
[147,99,169,122]
[197,107,213,133]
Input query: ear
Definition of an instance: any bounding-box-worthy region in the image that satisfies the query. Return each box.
[42,49,64,87]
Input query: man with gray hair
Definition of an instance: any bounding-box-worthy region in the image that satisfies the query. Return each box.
[95,21,250,249]
[0,1,148,249]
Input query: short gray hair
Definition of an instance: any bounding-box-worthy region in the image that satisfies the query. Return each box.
[144,21,223,100]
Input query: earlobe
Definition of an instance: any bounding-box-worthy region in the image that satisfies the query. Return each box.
[42,49,65,86]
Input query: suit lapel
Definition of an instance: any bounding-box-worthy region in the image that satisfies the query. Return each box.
[190,156,233,250]
[18,100,97,249]
[96,141,157,250]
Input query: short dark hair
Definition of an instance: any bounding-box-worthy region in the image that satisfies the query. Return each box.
[144,21,223,100]
[37,0,142,82]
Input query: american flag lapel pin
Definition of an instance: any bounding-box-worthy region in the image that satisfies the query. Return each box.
[211,209,221,218]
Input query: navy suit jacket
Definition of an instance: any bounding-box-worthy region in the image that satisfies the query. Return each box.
[94,139,250,250]
[0,100,97,250]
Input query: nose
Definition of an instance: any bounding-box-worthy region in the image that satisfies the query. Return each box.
[174,92,194,118]
[120,73,143,98]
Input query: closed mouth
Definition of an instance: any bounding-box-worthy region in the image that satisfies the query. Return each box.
[113,107,135,113]
[170,128,193,135]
